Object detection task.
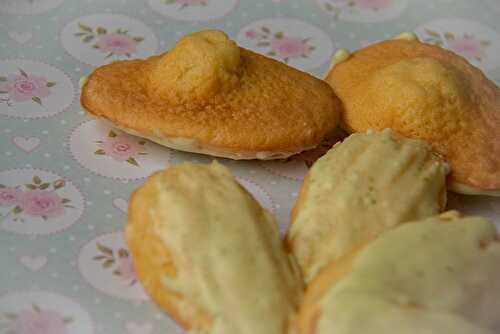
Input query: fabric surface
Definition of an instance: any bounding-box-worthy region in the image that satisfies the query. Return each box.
[0,0,499,333]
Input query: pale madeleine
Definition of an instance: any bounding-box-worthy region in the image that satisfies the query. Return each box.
[287,129,449,282]
[296,212,500,334]
[325,38,500,195]
[126,162,302,334]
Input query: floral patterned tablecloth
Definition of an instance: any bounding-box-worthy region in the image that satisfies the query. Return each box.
[0,0,499,333]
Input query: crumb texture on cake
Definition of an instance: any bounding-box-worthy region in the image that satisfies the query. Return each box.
[297,212,500,334]
[81,30,341,158]
[288,129,448,283]
[326,39,500,192]
[126,162,302,334]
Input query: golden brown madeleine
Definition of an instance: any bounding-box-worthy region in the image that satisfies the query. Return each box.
[81,30,341,160]
[287,129,448,283]
[296,212,500,334]
[325,39,500,195]
[126,162,302,334]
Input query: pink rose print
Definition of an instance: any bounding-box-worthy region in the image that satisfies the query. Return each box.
[448,37,486,60]
[75,23,144,58]
[162,0,208,9]
[0,176,74,223]
[96,33,137,56]
[6,304,72,334]
[6,75,49,102]
[21,190,65,218]
[354,0,392,10]
[0,187,23,207]
[271,36,312,59]
[245,30,258,39]
[0,68,55,106]
[101,136,141,161]
[94,243,138,285]
[423,30,490,62]
[95,130,147,166]
[245,27,315,63]
[116,256,138,282]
